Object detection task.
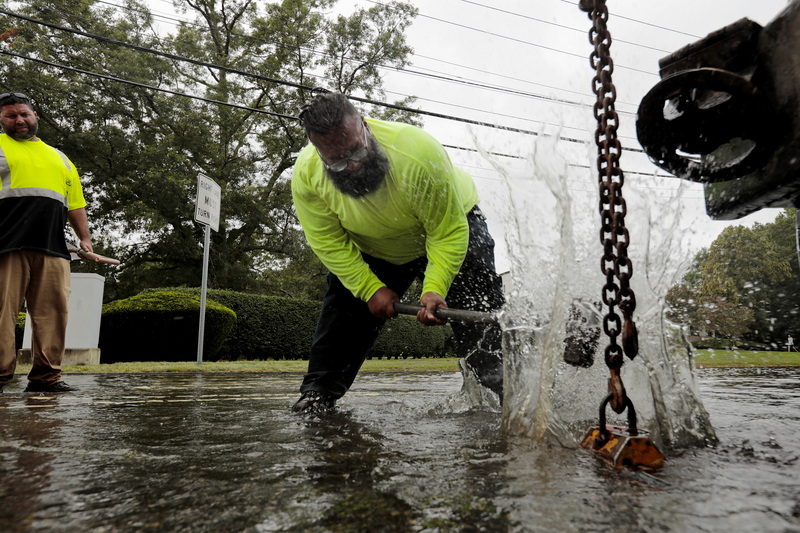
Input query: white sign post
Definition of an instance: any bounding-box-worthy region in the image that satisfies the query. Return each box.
[193,174,221,365]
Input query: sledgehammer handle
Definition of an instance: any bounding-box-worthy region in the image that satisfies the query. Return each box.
[68,246,121,266]
[393,302,498,325]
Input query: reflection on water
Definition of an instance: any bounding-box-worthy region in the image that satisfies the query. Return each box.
[0,394,64,530]
[0,370,797,532]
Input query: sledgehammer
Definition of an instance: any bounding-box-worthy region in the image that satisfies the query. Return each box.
[68,245,121,266]
[392,302,498,325]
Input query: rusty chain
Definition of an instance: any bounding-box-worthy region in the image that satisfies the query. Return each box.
[581,0,639,415]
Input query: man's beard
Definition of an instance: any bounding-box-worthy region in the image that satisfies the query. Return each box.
[324,136,390,198]
[4,121,37,140]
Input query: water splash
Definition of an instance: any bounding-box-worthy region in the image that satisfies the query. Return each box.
[482,133,717,450]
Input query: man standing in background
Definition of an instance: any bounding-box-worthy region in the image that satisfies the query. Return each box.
[0,92,92,393]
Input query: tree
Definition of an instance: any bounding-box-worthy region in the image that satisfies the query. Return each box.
[0,0,419,300]
[666,209,798,345]
[749,209,800,342]
[693,298,755,342]
[698,225,791,305]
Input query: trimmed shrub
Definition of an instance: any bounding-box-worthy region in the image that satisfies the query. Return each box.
[99,291,236,363]
[371,315,453,359]
[690,337,733,350]
[15,312,26,351]
[689,337,776,351]
[143,288,320,360]
[141,287,454,360]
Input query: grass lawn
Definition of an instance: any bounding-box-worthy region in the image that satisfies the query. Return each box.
[694,349,800,368]
[15,357,462,375]
[12,350,798,375]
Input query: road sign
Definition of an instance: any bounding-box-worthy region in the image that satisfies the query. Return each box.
[193,174,221,364]
[194,174,221,232]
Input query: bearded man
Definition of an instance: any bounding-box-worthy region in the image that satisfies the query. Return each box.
[0,92,91,393]
[290,91,504,413]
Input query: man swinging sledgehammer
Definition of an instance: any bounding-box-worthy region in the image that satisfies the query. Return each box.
[289,91,505,414]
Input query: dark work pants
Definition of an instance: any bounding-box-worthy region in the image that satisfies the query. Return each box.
[299,206,505,399]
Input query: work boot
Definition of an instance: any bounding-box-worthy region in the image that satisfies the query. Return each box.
[563,301,601,368]
[24,381,80,393]
[465,350,503,397]
[292,390,336,414]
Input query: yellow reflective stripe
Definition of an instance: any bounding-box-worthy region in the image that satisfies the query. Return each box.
[52,146,72,171]
[0,144,9,191]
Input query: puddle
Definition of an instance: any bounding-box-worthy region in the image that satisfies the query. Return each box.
[0,369,798,532]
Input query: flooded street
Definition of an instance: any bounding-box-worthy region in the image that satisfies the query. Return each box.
[0,368,798,532]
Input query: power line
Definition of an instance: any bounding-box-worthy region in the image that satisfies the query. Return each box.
[0,8,305,90]
[3,38,687,194]
[409,52,628,107]
[102,0,614,134]
[383,89,608,138]
[453,0,674,54]
[364,0,660,77]
[447,144,675,180]
[557,0,702,38]
[387,63,609,113]
[0,7,602,144]
[2,45,655,171]
[1,6,653,156]
[0,47,620,163]
[0,50,297,120]
[95,0,641,116]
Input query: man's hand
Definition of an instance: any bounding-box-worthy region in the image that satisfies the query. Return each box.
[78,237,93,254]
[368,287,400,319]
[417,291,447,326]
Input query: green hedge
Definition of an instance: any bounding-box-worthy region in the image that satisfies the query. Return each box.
[372,314,452,359]
[99,291,236,363]
[143,288,320,360]
[690,337,778,351]
[142,287,453,360]
[15,312,25,351]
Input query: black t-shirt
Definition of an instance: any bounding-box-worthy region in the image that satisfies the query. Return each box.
[0,196,70,259]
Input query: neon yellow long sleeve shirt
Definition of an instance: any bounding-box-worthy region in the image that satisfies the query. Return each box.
[291,118,479,302]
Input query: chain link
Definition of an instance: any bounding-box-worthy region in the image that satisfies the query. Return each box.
[582,0,639,415]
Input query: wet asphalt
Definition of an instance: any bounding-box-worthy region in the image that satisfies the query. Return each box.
[1,369,798,533]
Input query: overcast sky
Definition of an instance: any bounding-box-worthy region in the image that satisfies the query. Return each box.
[145,0,794,272]
[390,1,792,268]
[335,0,792,271]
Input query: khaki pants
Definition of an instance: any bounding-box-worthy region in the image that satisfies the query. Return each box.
[0,251,70,387]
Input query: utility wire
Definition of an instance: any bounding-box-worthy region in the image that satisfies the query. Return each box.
[0,8,306,92]
[558,0,702,38]
[140,0,641,111]
[2,47,652,164]
[0,49,298,120]
[93,0,640,115]
[446,144,672,179]
[364,0,659,77]
[0,7,614,145]
[453,0,674,53]
[0,49,602,162]
[0,6,653,157]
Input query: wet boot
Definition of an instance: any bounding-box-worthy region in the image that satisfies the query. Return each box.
[563,301,601,368]
[292,390,337,414]
[464,350,503,397]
